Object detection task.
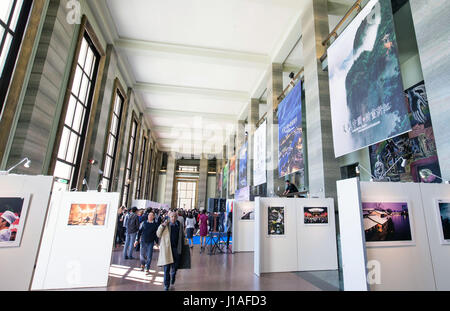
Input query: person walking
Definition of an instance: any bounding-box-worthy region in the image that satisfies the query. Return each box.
[134,211,158,274]
[226,210,232,252]
[115,206,125,247]
[198,209,208,253]
[123,207,139,260]
[157,211,185,291]
[185,212,196,248]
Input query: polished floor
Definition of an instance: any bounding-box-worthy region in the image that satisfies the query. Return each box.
[101,244,340,291]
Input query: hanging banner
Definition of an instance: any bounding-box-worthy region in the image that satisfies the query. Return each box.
[277,81,304,178]
[229,156,236,195]
[223,163,229,195]
[238,142,248,188]
[254,121,267,186]
[328,0,410,158]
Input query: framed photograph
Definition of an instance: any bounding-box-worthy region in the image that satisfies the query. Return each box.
[435,200,450,245]
[67,203,108,226]
[362,201,415,247]
[239,204,254,221]
[0,194,31,248]
[268,206,285,236]
[304,207,329,225]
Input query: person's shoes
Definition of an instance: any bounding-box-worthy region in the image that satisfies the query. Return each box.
[164,286,169,291]
[171,276,176,285]
[129,256,134,260]
[124,256,129,260]
[145,270,151,275]
[140,265,145,271]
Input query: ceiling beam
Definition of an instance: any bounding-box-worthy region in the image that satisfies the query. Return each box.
[135,82,249,102]
[145,108,237,122]
[115,38,270,69]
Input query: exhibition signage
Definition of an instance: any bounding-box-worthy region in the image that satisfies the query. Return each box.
[253,121,267,186]
[238,142,248,188]
[235,186,250,202]
[277,81,304,178]
[229,156,236,195]
[328,0,410,158]
[223,163,229,195]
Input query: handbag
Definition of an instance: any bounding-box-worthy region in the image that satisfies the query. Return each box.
[178,240,191,270]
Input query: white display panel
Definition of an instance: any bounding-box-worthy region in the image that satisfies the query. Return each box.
[254,197,338,275]
[232,201,254,253]
[336,178,368,291]
[253,121,266,186]
[0,175,53,291]
[296,198,338,271]
[32,191,120,290]
[419,183,450,290]
[360,182,435,291]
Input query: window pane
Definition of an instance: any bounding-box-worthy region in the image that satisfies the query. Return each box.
[72,104,85,133]
[71,66,83,96]
[84,48,94,77]
[104,156,112,178]
[78,39,88,68]
[107,135,116,156]
[10,0,24,32]
[114,96,122,115]
[54,161,72,180]
[57,127,71,159]
[0,0,13,24]
[66,132,79,163]
[111,115,118,135]
[78,74,89,104]
[0,34,13,74]
[100,179,109,192]
[65,96,77,126]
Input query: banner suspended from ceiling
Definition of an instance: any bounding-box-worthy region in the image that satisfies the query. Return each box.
[277,81,304,178]
[253,121,267,186]
[238,142,248,188]
[327,0,411,158]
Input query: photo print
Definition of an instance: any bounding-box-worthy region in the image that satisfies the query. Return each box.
[437,201,450,244]
[268,206,285,236]
[304,207,329,224]
[0,197,29,247]
[68,204,108,226]
[362,202,413,245]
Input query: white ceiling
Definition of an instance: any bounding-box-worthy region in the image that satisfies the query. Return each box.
[99,0,352,156]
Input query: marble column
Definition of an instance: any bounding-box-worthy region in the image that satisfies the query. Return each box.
[247,98,259,188]
[409,0,450,181]
[301,0,340,199]
[266,63,285,197]
[197,155,208,209]
[164,152,176,208]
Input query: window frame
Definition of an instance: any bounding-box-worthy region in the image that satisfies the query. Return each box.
[100,78,127,192]
[0,0,33,112]
[135,131,148,199]
[49,16,105,191]
[122,112,140,207]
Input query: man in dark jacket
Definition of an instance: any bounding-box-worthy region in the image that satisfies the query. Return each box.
[123,207,140,259]
[134,211,159,273]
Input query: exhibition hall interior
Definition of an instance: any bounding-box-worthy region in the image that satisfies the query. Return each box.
[0,0,449,292]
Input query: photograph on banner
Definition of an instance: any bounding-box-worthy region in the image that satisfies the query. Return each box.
[277,82,304,178]
[436,201,450,244]
[238,142,248,188]
[240,204,255,221]
[362,202,414,246]
[229,156,236,195]
[222,164,228,195]
[268,206,285,236]
[369,81,441,182]
[0,196,29,247]
[328,0,410,158]
[304,207,329,224]
[68,204,108,226]
[253,121,266,186]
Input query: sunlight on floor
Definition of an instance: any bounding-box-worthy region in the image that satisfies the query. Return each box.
[109,263,165,286]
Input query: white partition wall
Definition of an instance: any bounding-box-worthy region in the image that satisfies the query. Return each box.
[254,197,338,276]
[336,178,368,291]
[232,201,255,253]
[419,183,450,290]
[0,175,53,291]
[32,191,120,290]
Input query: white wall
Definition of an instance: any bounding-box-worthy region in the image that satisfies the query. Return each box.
[232,201,254,253]
[32,191,120,290]
[254,197,338,275]
[0,175,53,291]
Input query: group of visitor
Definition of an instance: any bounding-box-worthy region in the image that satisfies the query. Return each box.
[115,206,230,291]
